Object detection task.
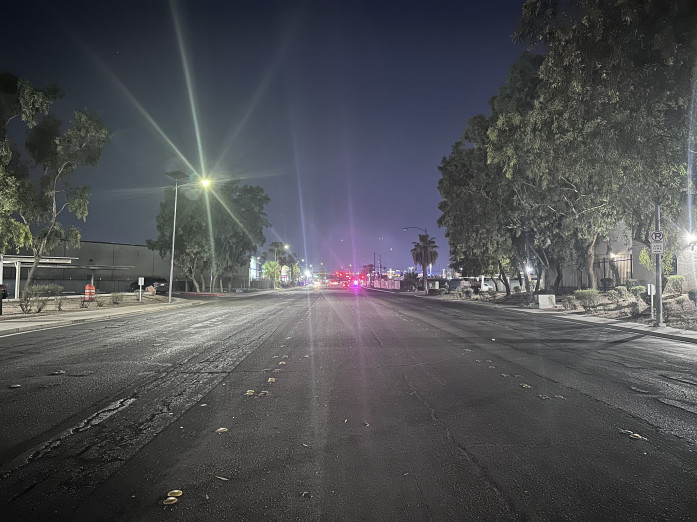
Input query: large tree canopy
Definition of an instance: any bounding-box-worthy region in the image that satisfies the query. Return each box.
[149,178,270,292]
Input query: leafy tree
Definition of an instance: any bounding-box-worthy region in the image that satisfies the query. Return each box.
[262,260,281,287]
[19,109,111,291]
[149,179,269,292]
[410,234,438,290]
[514,0,697,287]
[0,72,61,252]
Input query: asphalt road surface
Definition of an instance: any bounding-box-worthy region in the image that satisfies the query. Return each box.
[1,288,696,520]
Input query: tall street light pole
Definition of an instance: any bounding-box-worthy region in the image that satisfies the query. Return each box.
[166,171,189,304]
[404,226,428,295]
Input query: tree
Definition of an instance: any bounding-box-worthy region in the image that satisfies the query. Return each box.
[0,72,61,253]
[267,241,285,262]
[19,109,111,291]
[410,234,438,291]
[262,260,281,287]
[149,179,269,292]
[514,0,697,288]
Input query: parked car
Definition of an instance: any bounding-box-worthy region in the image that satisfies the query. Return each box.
[129,277,168,294]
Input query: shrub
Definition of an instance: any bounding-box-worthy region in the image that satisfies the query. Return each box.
[513,286,522,294]
[625,278,639,289]
[19,284,63,314]
[561,296,576,310]
[688,289,697,304]
[96,296,106,307]
[628,301,641,318]
[600,277,615,289]
[487,288,497,300]
[640,292,651,306]
[55,296,65,311]
[606,290,621,306]
[615,286,629,299]
[574,289,600,311]
[666,275,685,295]
[111,292,124,304]
[629,285,646,298]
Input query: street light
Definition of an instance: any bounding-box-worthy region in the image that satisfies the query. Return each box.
[166,170,209,303]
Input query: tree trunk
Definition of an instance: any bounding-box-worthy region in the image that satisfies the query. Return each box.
[535,268,541,293]
[553,259,563,295]
[490,274,500,292]
[24,257,42,295]
[499,261,511,296]
[585,234,598,290]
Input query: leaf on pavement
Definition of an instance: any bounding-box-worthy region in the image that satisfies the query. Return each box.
[301,491,312,498]
[50,370,66,375]
[163,497,178,505]
[216,428,228,433]
[629,433,646,440]
[258,391,269,396]
[538,395,550,400]
[167,490,183,497]
[500,374,509,377]
[9,384,20,388]
[463,348,472,352]
[618,428,633,434]
[215,476,230,481]
[200,403,208,407]
[302,355,309,358]
[268,378,276,383]
[279,361,287,365]
[245,390,255,396]
[520,383,532,389]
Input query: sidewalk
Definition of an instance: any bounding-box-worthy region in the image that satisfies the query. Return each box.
[0,296,203,336]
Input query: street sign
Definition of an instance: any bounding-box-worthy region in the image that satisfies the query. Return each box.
[650,230,664,242]
[646,283,656,296]
[651,242,664,254]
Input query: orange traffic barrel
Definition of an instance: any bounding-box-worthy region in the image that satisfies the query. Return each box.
[84,284,96,302]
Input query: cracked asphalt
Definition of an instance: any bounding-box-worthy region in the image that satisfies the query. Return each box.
[1,288,697,520]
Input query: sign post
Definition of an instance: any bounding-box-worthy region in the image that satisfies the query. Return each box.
[652,201,665,327]
[138,276,144,303]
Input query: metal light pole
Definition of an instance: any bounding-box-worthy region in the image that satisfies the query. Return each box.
[166,171,189,304]
[404,226,428,295]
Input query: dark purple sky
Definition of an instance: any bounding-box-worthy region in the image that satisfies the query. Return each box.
[2,0,524,273]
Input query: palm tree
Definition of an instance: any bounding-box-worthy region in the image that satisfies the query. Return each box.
[267,241,285,262]
[411,234,438,293]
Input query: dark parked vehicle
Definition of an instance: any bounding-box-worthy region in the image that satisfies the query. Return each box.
[129,277,168,295]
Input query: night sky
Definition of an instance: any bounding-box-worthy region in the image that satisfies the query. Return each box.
[2,0,524,273]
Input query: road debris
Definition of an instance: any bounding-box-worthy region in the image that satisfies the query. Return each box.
[244,390,255,396]
[500,374,509,378]
[215,476,230,481]
[216,428,228,433]
[258,391,269,397]
[302,443,309,447]
[49,370,66,375]
[279,361,287,366]
[9,384,20,388]
[268,378,276,383]
[163,497,178,505]
[301,491,312,498]
[167,490,183,497]
[520,383,532,389]
[538,395,551,400]
[262,368,272,373]
[200,403,208,407]
[363,421,370,427]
